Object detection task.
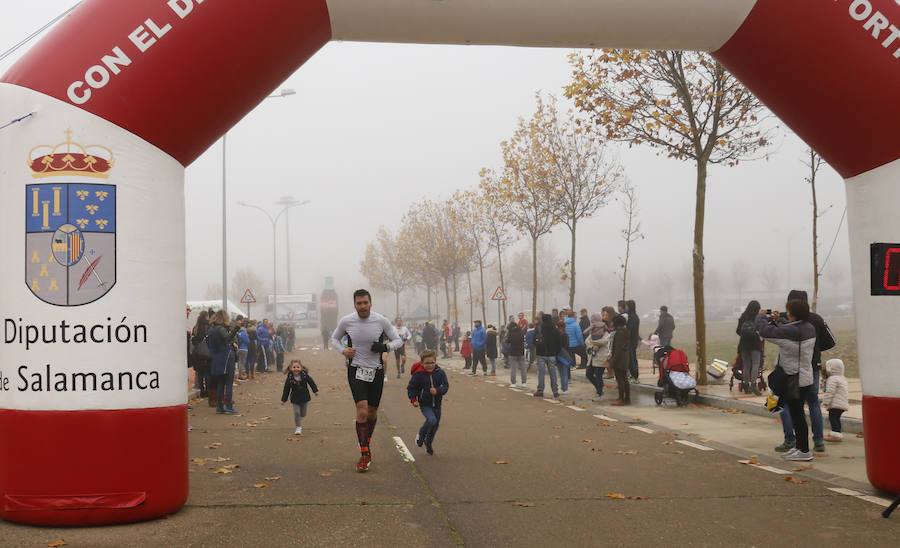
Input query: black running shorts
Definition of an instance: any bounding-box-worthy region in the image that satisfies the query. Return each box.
[393,345,406,360]
[347,365,385,407]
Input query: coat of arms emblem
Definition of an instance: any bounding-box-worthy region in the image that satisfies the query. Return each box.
[25,131,116,306]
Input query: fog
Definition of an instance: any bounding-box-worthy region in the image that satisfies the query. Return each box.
[2,4,852,322]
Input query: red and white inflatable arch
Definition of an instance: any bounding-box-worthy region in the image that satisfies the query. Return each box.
[1,0,898,526]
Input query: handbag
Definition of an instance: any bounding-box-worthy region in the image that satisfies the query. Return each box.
[192,335,212,360]
[556,347,573,367]
[768,365,800,399]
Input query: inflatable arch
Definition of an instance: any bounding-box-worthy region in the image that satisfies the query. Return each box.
[1,0,898,526]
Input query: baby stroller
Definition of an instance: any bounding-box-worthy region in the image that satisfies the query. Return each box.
[653,346,698,406]
[728,354,767,393]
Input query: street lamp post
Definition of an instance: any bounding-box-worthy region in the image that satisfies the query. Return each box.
[238,200,301,322]
[275,196,310,295]
[221,87,296,314]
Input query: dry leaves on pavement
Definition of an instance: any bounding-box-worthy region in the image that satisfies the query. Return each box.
[616,450,638,455]
[514,501,535,507]
[493,460,510,464]
[672,450,684,455]
[662,441,674,445]
[581,439,593,443]
[205,442,222,450]
[265,476,281,481]
[47,541,67,547]
[784,476,808,484]
[842,456,855,459]
[319,472,333,477]
[213,468,233,474]
[253,483,270,488]
[792,464,814,471]
[605,493,648,500]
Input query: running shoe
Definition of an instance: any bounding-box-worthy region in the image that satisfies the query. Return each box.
[425,443,434,456]
[787,450,813,461]
[357,452,372,472]
[781,447,800,459]
[415,433,423,447]
[294,427,302,435]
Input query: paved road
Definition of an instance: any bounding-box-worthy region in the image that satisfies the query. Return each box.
[1,348,896,546]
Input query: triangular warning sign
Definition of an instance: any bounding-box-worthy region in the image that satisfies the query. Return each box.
[490,286,507,301]
[240,288,257,304]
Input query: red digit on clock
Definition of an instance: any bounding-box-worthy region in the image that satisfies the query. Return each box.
[884,248,900,291]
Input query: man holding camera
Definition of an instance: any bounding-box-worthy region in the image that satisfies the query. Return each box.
[331,289,403,472]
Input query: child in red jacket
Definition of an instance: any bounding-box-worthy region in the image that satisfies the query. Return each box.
[460,332,473,369]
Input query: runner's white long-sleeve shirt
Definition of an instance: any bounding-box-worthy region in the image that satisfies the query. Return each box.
[331,311,402,369]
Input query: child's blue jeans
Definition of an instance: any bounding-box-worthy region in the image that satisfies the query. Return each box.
[418,405,442,445]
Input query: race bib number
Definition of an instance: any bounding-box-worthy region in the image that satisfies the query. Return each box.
[355,367,376,383]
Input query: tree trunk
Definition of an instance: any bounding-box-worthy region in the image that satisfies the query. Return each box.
[568,219,577,310]
[395,290,400,319]
[478,254,487,324]
[426,282,432,318]
[693,159,709,385]
[452,273,459,324]
[531,235,539,320]
[443,277,451,321]
[811,153,820,312]
[496,242,507,322]
[466,268,474,329]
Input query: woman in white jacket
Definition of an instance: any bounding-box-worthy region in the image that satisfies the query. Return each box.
[822,358,850,441]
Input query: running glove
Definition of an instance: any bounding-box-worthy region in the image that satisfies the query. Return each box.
[370,342,390,353]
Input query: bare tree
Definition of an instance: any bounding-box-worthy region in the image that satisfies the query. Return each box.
[481,169,518,322]
[566,49,773,383]
[617,183,643,300]
[803,148,830,312]
[730,260,751,305]
[760,265,781,290]
[538,94,623,309]
[359,226,415,317]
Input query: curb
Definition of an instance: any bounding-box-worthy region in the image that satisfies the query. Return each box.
[624,380,864,434]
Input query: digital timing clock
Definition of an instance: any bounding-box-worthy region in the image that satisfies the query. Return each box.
[871,243,900,295]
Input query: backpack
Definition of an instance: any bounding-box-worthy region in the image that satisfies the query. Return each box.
[738,319,757,343]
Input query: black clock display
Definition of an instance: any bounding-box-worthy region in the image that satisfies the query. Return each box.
[871,243,900,295]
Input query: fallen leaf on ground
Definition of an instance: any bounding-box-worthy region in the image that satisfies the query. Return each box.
[749,455,758,458]
[551,435,561,439]
[700,438,711,442]
[206,443,222,449]
[672,450,684,455]
[552,425,563,429]
[581,439,593,443]
[319,472,332,477]
[253,483,270,488]
[47,541,67,547]
[493,460,510,464]
[596,422,611,427]
[784,476,808,484]
[213,468,233,474]
[616,450,638,455]
[740,459,760,465]
[618,429,626,433]
[224,464,240,469]
[514,501,535,507]
[842,456,855,460]
[191,458,207,465]
[792,465,813,471]
[687,433,699,436]
[332,422,342,426]
[260,416,271,420]
[605,493,626,499]
[814,452,827,457]
[265,476,281,481]
[662,441,674,445]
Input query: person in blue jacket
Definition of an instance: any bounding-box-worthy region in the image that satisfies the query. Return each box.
[565,310,587,368]
[407,350,449,455]
[469,319,487,375]
[256,320,271,372]
[237,323,251,380]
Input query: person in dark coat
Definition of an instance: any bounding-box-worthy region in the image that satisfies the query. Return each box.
[736,300,764,395]
[423,321,439,351]
[625,300,640,382]
[191,311,212,403]
[281,359,318,435]
[209,310,238,414]
[506,322,526,387]
[407,350,449,455]
[533,314,561,398]
[608,314,632,405]
[485,324,499,375]
[653,306,676,348]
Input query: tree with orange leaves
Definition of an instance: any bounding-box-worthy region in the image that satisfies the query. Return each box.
[359,226,414,317]
[565,49,772,383]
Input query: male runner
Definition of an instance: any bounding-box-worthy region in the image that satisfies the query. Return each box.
[331,289,402,472]
[393,317,412,378]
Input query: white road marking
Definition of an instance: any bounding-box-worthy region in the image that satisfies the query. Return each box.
[593,414,619,422]
[737,460,790,474]
[629,425,654,434]
[509,388,521,392]
[393,436,415,463]
[543,398,559,403]
[675,440,714,451]
[566,405,587,412]
[828,487,892,507]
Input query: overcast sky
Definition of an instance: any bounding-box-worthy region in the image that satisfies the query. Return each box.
[1,3,853,317]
